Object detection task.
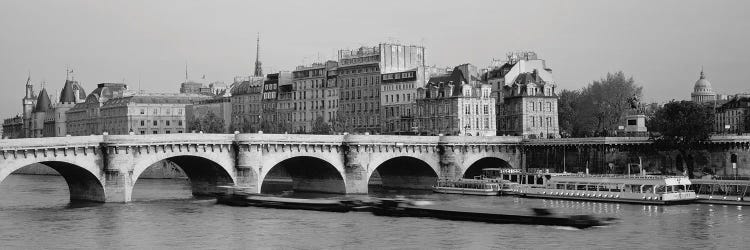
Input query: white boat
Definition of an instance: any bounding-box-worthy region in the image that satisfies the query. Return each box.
[433,179,502,196]
[513,174,697,205]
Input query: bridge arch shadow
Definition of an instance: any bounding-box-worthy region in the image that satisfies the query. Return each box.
[261,156,346,194]
[0,161,105,203]
[368,156,438,191]
[132,156,235,201]
[463,157,512,179]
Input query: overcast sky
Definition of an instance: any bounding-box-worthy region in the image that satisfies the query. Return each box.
[1,0,749,117]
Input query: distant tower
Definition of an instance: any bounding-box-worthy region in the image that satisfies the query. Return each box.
[253,33,263,77]
[22,73,35,118]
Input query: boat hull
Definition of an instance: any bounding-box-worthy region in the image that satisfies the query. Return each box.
[432,187,499,196]
[217,194,351,212]
[371,201,611,229]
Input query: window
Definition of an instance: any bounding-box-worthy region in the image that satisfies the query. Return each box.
[165,131,171,134]
[483,105,489,115]
[153,131,158,134]
[140,121,145,126]
[140,109,145,114]
[166,121,171,126]
[153,121,157,126]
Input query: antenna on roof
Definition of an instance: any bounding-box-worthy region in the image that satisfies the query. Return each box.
[185,61,189,81]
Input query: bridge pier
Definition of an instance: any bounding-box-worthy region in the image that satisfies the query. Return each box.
[343,144,369,194]
[103,146,136,202]
[438,145,462,180]
[103,169,133,202]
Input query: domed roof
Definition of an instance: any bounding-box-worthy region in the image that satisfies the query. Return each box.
[693,70,713,93]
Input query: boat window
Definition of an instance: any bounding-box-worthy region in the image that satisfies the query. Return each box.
[566,184,575,190]
[556,184,566,189]
[587,185,598,191]
[577,184,587,191]
[642,185,654,193]
[536,177,545,185]
[655,185,666,194]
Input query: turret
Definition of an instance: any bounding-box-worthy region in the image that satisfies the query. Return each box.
[22,75,36,118]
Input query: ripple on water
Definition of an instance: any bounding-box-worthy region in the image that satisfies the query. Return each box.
[1,174,749,249]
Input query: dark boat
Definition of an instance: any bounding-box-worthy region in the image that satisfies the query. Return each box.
[217,193,353,212]
[370,199,616,229]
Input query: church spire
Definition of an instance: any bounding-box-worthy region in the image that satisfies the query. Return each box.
[253,33,263,77]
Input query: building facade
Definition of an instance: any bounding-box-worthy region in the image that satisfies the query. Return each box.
[416,67,495,136]
[498,70,559,138]
[337,43,425,134]
[66,83,129,136]
[380,67,424,134]
[230,77,265,132]
[291,62,331,133]
[324,62,340,132]
[99,93,209,135]
[715,95,750,134]
[483,52,559,138]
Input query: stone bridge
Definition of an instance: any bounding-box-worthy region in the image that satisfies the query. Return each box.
[0,134,524,202]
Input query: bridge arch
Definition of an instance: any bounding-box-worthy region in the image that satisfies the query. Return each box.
[132,154,236,200]
[367,156,439,190]
[260,156,346,194]
[462,157,513,179]
[0,160,105,202]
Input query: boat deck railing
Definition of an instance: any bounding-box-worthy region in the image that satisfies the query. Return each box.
[554,174,687,180]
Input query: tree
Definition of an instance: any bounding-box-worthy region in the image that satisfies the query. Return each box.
[558,71,643,137]
[187,111,225,133]
[331,114,350,134]
[201,111,225,133]
[558,89,582,137]
[647,100,714,178]
[312,116,331,135]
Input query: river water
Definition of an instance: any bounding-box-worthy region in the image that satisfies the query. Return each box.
[0,174,747,249]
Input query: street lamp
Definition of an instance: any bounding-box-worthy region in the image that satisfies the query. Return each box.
[725,124,731,135]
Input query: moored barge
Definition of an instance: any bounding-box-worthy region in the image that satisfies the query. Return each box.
[690,178,750,205]
[370,199,616,229]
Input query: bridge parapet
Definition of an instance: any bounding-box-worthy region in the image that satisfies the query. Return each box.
[0,136,103,150]
[345,134,440,146]
[236,133,344,145]
[103,134,234,146]
[439,135,523,146]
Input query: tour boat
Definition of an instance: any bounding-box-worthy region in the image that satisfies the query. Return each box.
[690,178,749,205]
[432,179,502,196]
[513,174,697,205]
